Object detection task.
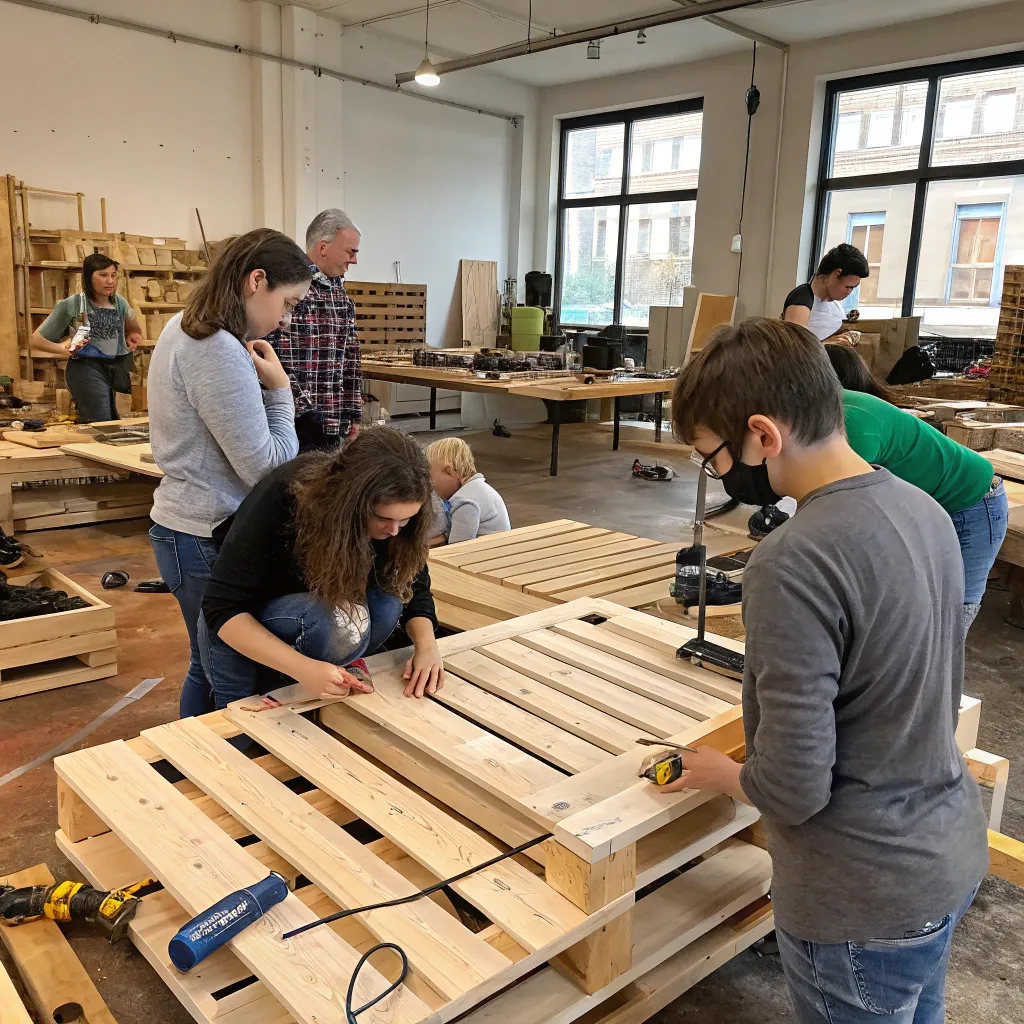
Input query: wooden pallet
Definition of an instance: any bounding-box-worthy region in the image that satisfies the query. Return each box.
[431,520,753,610]
[346,281,427,345]
[0,568,116,700]
[54,599,771,1024]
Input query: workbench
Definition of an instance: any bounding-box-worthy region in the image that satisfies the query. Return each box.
[362,361,675,475]
[59,440,161,478]
[54,599,772,1024]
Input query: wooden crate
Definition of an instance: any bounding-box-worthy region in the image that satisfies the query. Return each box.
[346,281,427,344]
[54,599,772,1024]
[0,568,116,701]
[431,519,752,610]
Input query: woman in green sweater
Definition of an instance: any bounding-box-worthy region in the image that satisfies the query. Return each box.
[825,344,1008,628]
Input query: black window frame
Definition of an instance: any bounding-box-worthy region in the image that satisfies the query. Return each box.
[811,50,1024,319]
[554,97,703,328]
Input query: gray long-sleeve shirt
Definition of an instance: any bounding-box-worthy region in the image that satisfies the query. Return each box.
[447,473,511,545]
[739,468,988,944]
[148,314,299,537]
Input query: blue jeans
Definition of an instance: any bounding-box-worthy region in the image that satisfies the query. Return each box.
[197,588,403,710]
[149,523,219,719]
[776,886,978,1024]
[951,479,1009,628]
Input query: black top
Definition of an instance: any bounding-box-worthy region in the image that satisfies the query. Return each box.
[202,460,437,635]
[782,282,814,313]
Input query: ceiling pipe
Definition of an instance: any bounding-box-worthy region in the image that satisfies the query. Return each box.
[702,13,789,49]
[395,0,781,85]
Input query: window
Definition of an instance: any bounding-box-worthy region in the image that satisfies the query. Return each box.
[556,99,702,327]
[813,53,1024,338]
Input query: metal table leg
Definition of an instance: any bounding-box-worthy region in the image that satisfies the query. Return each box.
[655,391,663,443]
[429,387,437,430]
[612,396,621,451]
[549,402,561,476]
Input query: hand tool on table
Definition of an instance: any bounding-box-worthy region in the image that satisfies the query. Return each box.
[0,877,155,942]
[636,737,698,786]
[671,451,746,680]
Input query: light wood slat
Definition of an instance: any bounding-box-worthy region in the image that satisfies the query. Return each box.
[521,545,678,593]
[455,528,619,571]
[226,706,624,957]
[53,740,433,1024]
[505,542,680,588]
[550,619,743,703]
[444,649,657,754]
[516,629,735,718]
[428,562,554,619]
[599,608,746,655]
[430,520,582,563]
[434,599,501,631]
[143,718,511,1005]
[471,532,655,581]
[598,578,676,608]
[456,841,772,1024]
[434,524,594,567]
[525,708,746,861]
[437,672,611,772]
[556,563,678,601]
[479,639,700,734]
[0,959,31,1024]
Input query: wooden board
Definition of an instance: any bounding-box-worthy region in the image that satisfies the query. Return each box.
[2,428,85,449]
[60,440,163,478]
[0,863,116,1024]
[0,959,31,1024]
[685,293,736,363]
[460,260,498,347]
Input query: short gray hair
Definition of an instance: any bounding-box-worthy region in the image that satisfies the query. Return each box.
[305,209,360,251]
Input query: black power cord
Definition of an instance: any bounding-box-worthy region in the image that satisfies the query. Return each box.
[736,41,760,298]
[280,830,554,1019]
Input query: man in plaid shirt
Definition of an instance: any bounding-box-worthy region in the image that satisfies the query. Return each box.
[268,209,363,452]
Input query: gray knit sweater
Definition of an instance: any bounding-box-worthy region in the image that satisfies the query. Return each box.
[148,314,299,537]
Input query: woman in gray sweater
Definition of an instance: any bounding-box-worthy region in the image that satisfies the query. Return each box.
[147,229,311,718]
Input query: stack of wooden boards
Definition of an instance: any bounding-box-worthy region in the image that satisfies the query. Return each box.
[431,519,752,613]
[345,281,427,345]
[990,264,1024,404]
[54,599,774,1024]
[0,567,115,701]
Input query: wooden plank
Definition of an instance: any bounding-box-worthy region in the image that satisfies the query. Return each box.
[0,179,20,380]
[520,708,746,861]
[430,520,582,564]
[597,608,746,655]
[557,563,678,601]
[0,959,31,1024]
[981,448,1024,482]
[0,658,118,701]
[143,718,512,1008]
[3,428,88,449]
[428,562,554,619]
[508,542,679,589]
[0,863,117,1024]
[225,706,625,957]
[545,844,635,994]
[452,528,617,571]
[523,545,678,593]
[460,259,498,347]
[59,441,162,478]
[479,638,700,733]
[0,628,116,671]
[53,740,433,1024]
[686,293,736,362]
[549,619,743,703]
[493,536,664,586]
[16,501,153,532]
[457,841,772,1024]
[437,672,611,772]
[989,829,1024,888]
[433,599,501,631]
[444,649,658,754]
[516,628,736,717]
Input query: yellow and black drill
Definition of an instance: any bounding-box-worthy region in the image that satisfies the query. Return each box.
[0,878,155,943]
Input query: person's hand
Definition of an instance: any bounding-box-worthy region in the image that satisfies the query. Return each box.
[126,332,142,352]
[347,422,360,440]
[294,657,374,700]
[656,745,742,795]
[403,643,444,697]
[830,331,857,347]
[845,308,860,323]
[247,340,290,391]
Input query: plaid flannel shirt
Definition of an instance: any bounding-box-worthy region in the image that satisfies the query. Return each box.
[267,264,362,436]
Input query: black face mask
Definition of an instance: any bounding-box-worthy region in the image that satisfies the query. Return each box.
[720,457,780,507]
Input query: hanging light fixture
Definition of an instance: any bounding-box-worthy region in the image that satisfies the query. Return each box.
[587,39,601,59]
[415,0,440,86]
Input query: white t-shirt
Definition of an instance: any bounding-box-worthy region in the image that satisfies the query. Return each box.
[783,283,845,341]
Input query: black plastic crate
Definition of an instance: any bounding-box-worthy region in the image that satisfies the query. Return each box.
[921,338,994,373]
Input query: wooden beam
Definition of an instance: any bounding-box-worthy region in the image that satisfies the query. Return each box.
[0,179,19,378]
[989,829,1024,888]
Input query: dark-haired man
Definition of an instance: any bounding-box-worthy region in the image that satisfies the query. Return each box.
[783,242,869,342]
[660,317,987,1024]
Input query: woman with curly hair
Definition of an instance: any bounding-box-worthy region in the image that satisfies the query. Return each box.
[198,426,443,708]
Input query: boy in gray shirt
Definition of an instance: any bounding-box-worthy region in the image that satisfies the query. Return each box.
[425,437,510,545]
[661,318,988,1023]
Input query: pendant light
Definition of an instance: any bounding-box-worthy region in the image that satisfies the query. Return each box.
[415,0,441,86]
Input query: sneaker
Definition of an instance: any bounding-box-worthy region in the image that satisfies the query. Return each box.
[0,546,23,570]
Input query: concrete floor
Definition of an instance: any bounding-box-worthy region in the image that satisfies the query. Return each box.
[1,417,1022,1023]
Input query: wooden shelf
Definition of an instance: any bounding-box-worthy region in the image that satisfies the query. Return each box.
[137,302,184,310]
[25,261,80,270]
[30,307,53,314]
[122,265,206,274]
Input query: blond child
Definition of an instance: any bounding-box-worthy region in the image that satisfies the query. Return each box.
[424,437,510,545]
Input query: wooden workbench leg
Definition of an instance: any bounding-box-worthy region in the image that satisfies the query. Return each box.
[550,401,561,476]
[0,478,13,535]
[429,387,437,430]
[612,396,621,451]
[545,841,635,994]
[655,391,664,443]
[57,777,109,842]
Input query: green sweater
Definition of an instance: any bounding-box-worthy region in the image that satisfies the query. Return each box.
[842,390,994,514]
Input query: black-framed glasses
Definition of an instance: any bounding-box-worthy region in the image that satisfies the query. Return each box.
[689,440,728,479]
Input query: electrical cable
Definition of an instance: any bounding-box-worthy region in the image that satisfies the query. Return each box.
[736,40,758,298]
[345,943,409,1022]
